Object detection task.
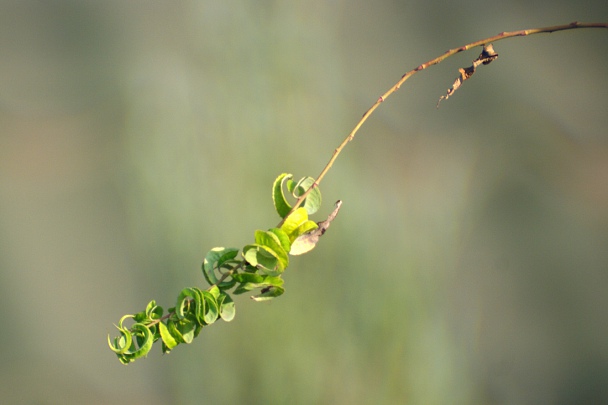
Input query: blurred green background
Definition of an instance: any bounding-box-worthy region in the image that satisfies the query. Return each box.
[1,1,607,404]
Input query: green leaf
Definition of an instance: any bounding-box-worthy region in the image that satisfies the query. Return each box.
[273,173,322,217]
[133,309,147,323]
[287,176,322,215]
[268,227,291,253]
[254,230,289,270]
[272,173,293,218]
[108,330,131,354]
[208,285,220,300]
[295,220,319,237]
[167,320,185,344]
[233,282,259,294]
[280,207,310,242]
[145,300,163,321]
[260,275,284,289]
[192,319,203,339]
[159,321,179,352]
[201,290,219,325]
[233,272,265,284]
[251,285,285,302]
[218,292,236,322]
[169,316,198,344]
[202,247,239,289]
[178,325,195,344]
[177,287,205,325]
[122,323,154,363]
[234,273,264,295]
[234,274,284,295]
[243,244,284,276]
[108,315,134,355]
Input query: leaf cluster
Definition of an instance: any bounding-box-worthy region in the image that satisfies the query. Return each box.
[108,174,339,364]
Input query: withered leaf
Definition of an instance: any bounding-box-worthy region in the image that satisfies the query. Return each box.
[437,44,498,107]
[289,200,343,256]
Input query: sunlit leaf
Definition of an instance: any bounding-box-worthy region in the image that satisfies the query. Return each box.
[294,220,318,238]
[207,285,220,300]
[254,230,289,270]
[167,320,185,344]
[268,227,291,253]
[280,207,310,242]
[159,322,179,352]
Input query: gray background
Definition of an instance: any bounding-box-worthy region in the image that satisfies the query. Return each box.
[1,1,607,404]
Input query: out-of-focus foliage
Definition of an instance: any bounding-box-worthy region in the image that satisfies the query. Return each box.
[1,1,607,404]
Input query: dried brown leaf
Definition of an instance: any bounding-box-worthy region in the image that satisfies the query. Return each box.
[437,44,498,107]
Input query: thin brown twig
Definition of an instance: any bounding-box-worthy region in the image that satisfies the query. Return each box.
[279,21,606,224]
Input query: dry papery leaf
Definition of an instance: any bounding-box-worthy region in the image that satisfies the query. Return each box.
[437,44,498,107]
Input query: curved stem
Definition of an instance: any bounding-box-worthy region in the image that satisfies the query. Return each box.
[282,21,606,221]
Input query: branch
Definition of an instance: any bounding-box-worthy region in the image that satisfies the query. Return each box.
[109,21,606,364]
[284,21,607,218]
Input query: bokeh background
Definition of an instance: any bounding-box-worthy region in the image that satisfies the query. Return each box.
[1,1,607,404]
